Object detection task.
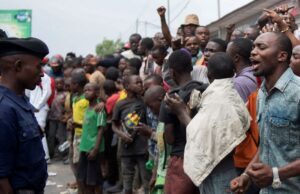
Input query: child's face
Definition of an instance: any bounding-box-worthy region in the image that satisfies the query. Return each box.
[71,79,79,93]
[122,69,131,81]
[127,75,143,95]
[55,79,64,91]
[118,58,128,72]
[84,84,98,101]
[84,64,94,74]
[64,82,71,92]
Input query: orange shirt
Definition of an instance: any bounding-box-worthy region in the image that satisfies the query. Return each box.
[234,90,259,168]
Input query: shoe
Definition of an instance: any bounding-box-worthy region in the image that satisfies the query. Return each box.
[106,183,123,193]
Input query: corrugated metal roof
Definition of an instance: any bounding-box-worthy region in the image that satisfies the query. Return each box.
[206,0,286,32]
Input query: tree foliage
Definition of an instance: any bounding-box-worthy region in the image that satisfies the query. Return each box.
[95,38,124,56]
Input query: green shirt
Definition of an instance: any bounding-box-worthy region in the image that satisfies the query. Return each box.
[79,107,106,152]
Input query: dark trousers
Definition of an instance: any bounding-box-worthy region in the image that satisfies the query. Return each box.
[103,123,118,183]
[47,120,66,158]
[121,155,151,193]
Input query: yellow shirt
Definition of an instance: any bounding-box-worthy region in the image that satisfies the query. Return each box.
[72,95,89,136]
[117,89,127,102]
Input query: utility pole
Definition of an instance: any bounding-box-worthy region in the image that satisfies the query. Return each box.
[217,0,221,38]
[144,21,147,36]
[136,18,139,33]
[217,0,221,19]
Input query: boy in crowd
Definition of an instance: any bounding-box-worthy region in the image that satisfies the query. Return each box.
[112,74,150,194]
[104,80,120,118]
[106,67,140,193]
[77,83,106,194]
[47,77,67,160]
[137,85,170,194]
[103,80,120,189]
[118,57,129,76]
[159,50,208,194]
[106,67,123,91]
[70,68,89,190]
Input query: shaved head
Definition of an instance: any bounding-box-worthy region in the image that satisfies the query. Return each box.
[144,85,165,115]
[144,85,165,100]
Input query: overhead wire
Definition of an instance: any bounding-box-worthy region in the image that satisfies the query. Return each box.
[170,0,191,24]
[121,1,151,39]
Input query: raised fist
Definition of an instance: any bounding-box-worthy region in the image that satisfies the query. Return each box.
[157,6,166,17]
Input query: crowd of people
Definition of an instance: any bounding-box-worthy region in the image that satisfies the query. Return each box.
[1,3,300,194]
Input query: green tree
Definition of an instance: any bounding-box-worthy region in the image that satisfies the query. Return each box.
[95,38,124,56]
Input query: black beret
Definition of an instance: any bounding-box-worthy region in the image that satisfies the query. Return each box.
[0,37,49,59]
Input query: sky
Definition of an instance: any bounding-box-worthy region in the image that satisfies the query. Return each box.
[1,0,252,56]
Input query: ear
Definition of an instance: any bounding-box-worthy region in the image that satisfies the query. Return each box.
[278,51,289,63]
[234,54,240,63]
[14,59,23,72]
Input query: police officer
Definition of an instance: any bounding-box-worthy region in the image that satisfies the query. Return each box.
[0,37,49,194]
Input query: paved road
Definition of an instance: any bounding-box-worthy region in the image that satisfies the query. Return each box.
[45,161,143,194]
[45,161,76,194]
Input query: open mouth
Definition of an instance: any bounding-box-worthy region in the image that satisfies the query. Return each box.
[204,55,210,62]
[250,57,261,71]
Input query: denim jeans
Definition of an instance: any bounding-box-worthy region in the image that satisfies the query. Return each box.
[199,153,238,194]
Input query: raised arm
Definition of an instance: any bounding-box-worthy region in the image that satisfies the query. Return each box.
[263,8,300,47]
[157,6,172,46]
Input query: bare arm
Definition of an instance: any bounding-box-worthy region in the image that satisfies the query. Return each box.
[281,28,300,47]
[245,149,260,173]
[112,120,133,143]
[177,111,192,127]
[93,126,104,152]
[278,159,300,181]
[264,8,300,47]
[157,6,172,46]
[164,123,175,144]
[225,24,235,43]
[231,149,260,193]
[164,93,191,127]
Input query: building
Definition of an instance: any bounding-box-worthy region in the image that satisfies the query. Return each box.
[207,0,299,39]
